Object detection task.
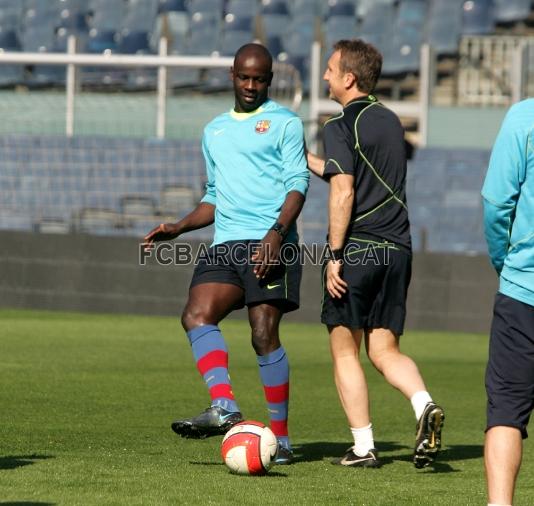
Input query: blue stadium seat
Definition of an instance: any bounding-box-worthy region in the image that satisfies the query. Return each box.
[262,12,291,38]
[288,0,322,17]
[122,0,159,32]
[88,0,125,31]
[494,0,531,23]
[261,0,289,15]
[359,3,396,54]
[397,0,428,26]
[226,0,259,17]
[326,1,356,19]
[383,28,423,76]
[265,35,284,58]
[283,29,314,58]
[462,0,496,35]
[117,30,151,54]
[158,0,187,13]
[427,0,463,55]
[86,28,117,53]
[151,11,190,52]
[0,28,23,86]
[357,0,395,19]
[189,0,224,15]
[224,14,254,33]
[324,16,357,47]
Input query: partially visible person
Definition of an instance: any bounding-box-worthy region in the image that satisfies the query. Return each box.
[482,99,534,506]
[307,39,444,469]
[143,43,309,464]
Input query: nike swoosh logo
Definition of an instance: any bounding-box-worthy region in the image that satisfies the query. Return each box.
[220,412,236,422]
[340,454,375,465]
[267,284,281,290]
[214,129,225,136]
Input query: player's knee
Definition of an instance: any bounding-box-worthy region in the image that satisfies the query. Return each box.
[181,306,207,331]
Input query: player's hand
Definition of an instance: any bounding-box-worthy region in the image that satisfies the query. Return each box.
[326,260,347,298]
[142,223,180,250]
[251,230,282,279]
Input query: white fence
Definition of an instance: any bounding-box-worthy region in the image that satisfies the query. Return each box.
[0,36,302,139]
[457,35,530,106]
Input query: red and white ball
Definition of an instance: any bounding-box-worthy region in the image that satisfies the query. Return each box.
[221,421,278,475]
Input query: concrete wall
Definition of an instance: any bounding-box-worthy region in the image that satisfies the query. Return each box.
[0,231,497,334]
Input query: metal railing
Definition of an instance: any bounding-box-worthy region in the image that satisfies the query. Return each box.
[308,41,433,149]
[0,36,302,139]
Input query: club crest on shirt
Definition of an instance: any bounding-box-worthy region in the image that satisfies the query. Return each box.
[255,120,271,134]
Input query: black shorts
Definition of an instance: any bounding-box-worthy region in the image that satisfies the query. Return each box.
[486,292,534,439]
[190,240,301,313]
[321,240,411,335]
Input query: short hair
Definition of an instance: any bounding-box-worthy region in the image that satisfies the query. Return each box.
[234,43,273,71]
[333,39,382,94]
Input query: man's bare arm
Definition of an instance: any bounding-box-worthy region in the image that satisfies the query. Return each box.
[143,202,215,246]
[328,174,354,250]
[306,150,326,178]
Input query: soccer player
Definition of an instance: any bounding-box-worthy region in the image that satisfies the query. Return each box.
[306,39,444,468]
[482,100,534,506]
[143,43,309,464]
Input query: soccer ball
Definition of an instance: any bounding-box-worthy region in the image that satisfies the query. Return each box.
[221,420,278,475]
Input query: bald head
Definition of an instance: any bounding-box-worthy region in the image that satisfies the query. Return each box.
[234,43,273,71]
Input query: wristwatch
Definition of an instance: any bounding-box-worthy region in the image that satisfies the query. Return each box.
[270,221,287,238]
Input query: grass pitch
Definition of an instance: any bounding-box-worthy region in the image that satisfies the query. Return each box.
[1,309,533,505]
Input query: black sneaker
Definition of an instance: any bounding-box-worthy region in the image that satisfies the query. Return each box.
[171,406,243,439]
[273,444,294,465]
[331,447,381,468]
[413,402,445,469]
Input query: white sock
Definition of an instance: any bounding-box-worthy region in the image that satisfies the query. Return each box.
[488,503,512,506]
[350,423,374,457]
[411,391,433,420]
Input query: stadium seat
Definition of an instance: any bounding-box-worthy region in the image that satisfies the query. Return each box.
[117,30,151,54]
[326,1,356,19]
[158,0,187,14]
[382,27,423,76]
[359,3,396,54]
[56,8,89,31]
[226,0,259,17]
[86,28,117,53]
[151,11,190,52]
[189,0,224,15]
[283,29,314,58]
[324,16,358,48]
[88,0,125,31]
[76,208,122,235]
[462,0,496,35]
[261,0,290,15]
[159,185,197,216]
[288,0,322,16]
[224,14,255,33]
[0,28,23,86]
[121,195,157,216]
[36,218,71,234]
[265,35,284,58]
[494,0,531,23]
[427,0,463,55]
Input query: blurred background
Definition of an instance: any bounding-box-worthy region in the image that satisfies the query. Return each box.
[0,0,527,330]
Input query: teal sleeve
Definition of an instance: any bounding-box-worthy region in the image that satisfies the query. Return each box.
[200,132,216,206]
[481,110,527,274]
[279,117,310,196]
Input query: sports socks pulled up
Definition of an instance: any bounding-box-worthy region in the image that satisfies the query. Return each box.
[257,346,290,449]
[187,324,240,413]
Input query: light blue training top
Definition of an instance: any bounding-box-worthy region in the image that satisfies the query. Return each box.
[200,99,309,246]
[482,98,534,307]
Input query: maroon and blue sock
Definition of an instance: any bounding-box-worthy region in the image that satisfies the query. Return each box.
[257,346,290,449]
[187,324,240,413]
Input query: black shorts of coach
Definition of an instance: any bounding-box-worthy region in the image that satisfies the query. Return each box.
[321,238,411,335]
[190,240,302,313]
[486,292,534,439]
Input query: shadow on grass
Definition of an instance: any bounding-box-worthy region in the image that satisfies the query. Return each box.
[188,461,288,477]
[0,455,54,471]
[0,503,56,506]
[292,441,406,464]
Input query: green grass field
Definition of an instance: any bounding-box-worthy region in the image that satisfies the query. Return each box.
[1,309,533,505]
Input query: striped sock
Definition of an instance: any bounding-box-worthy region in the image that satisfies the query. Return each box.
[257,346,290,449]
[187,324,240,413]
